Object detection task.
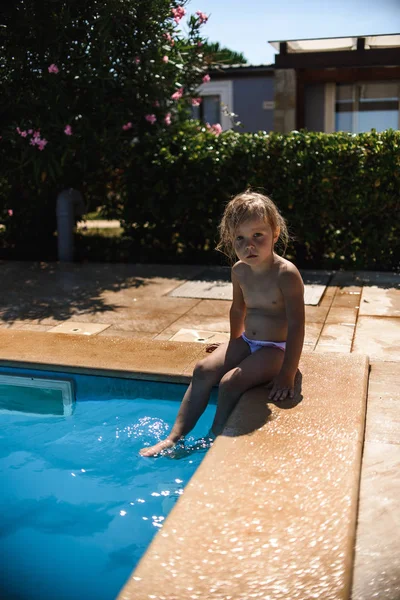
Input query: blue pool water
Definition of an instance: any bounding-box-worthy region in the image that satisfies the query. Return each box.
[0,367,216,600]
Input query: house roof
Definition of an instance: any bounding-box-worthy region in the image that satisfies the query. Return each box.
[209,63,274,77]
[269,33,400,53]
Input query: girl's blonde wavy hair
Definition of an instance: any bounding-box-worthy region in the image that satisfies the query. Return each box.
[216,190,289,262]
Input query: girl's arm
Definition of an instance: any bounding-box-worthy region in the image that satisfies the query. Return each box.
[230,268,246,339]
[269,266,305,401]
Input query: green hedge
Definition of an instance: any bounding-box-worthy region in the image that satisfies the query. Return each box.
[121,124,400,270]
[1,124,399,270]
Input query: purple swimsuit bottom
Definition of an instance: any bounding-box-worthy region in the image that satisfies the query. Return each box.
[241,332,286,354]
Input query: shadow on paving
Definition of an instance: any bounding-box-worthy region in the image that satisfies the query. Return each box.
[0,261,398,325]
[330,270,400,289]
[187,267,399,289]
[0,261,203,324]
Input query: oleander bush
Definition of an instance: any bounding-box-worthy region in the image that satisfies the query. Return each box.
[0,0,210,256]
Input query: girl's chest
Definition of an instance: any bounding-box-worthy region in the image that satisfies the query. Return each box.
[240,278,284,310]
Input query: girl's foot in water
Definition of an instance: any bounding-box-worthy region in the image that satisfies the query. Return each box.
[139,430,216,458]
[139,438,176,457]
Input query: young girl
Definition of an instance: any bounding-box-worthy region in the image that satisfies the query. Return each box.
[140,190,305,457]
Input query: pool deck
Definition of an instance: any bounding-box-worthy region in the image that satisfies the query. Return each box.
[0,261,399,599]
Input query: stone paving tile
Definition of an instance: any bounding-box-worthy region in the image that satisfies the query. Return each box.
[364,361,400,445]
[359,286,400,317]
[315,344,353,354]
[96,328,155,340]
[55,311,115,324]
[304,321,323,349]
[367,361,400,399]
[325,307,358,324]
[316,322,355,349]
[332,271,400,288]
[18,324,53,332]
[352,441,400,600]
[0,330,205,379]
[184,299,231,317]
[331,287,362,309]
[321,284,338,299]
[102,314,184,333]
[152,330,179,341]
[353,317,400,361]
[242,354,368,442]
[126,297,200,314]
[0,321,28,330]
[126,435,360,600]
[157,314,231,335]
[47,322,111,336]
[100,280,193,300]
[304,304,330,323]
[169,328,230,344]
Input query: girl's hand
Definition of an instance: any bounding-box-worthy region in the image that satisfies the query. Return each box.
[267,373,295,402]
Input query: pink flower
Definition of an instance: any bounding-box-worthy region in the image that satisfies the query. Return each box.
[38,139,48,150]
[197,41,203,47]
[191,97,202,106]
[145,114,157,125]
[171,87,183,101]
[7,209,13,217]
[122,122,133,131]
[134,57,141,65]
[195,11,209,24]
[64,125,72,136]
[164,113,172,126]
[202,74,210,83]
[164,32,175,46]
[28,129,33,134]
[33,130,40,137]
[20,131,27,137]
[206,123,223,136]
[30,135,41,146]
[48,64,59,74]
[162,55,169,63]
[153,100,160,107]
[29,133,47,150]
[171,6,186,23]
[212,123,223,135]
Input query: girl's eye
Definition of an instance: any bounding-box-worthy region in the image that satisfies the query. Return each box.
[236,236,243,242]
[253,233,263,238]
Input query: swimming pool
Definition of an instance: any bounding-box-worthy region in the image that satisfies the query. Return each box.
[0,366,216,600]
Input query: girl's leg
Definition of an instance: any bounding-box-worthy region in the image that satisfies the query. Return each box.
[139,337,250,456]
[211,346,284,435]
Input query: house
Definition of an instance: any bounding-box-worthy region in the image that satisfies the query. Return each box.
[199,33,400,134]
[194,64,274,132]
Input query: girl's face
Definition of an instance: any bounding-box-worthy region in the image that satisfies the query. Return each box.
[233,217,279,266]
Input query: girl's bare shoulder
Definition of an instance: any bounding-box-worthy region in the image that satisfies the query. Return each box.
[275,256,303,284]
[231,260,250,278]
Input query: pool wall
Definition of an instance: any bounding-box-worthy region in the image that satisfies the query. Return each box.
[0,330,368,600]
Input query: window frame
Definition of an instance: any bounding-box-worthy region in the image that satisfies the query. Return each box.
[196,80,234,130]
[332,80,400,132]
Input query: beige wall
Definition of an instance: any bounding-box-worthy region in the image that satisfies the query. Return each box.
[273,68,296,132]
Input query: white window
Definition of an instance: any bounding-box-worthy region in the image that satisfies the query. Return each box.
[335,81,400,132]
[191,80,233,130]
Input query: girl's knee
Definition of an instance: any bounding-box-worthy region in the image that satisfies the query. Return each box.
[219,368,242,393]
[193,358,219,383]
